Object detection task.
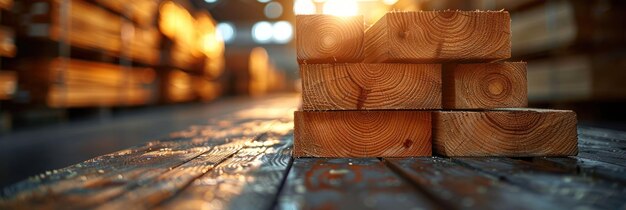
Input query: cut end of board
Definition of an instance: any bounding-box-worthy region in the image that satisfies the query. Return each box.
[296,15,365,64]
[433,109,578,157]
[442,62,527,109]
[294,111,432,157]
[364,10,511,63]
[300,63,442,111]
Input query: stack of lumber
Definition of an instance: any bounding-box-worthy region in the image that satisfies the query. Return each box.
[294,11,578,158]
[157,1,225,102]
[14,0,161,65]
[17,58,156,107]
[17,0,122,56]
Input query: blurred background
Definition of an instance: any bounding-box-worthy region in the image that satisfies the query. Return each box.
[0,0,625,188]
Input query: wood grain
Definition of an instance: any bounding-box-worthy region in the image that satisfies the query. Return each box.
[457,158,626,209]
[443,62,527,109]
[277,158,438,210]
[433,109,578,157]
[386,157,569,210]
[364,11,511,63]
[296,15,364,64]
[302,63,441,110]
[294,111,432,157]
[157,132,293,210]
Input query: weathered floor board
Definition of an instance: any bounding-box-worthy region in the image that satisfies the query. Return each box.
[154,130,293,210]
[537,157,626,184]
[2,95,626,210]
[385,157,569,210]
[94,140,249,210]
[1,119,277,209]
[276,158,439,210]
[455,158,626,210]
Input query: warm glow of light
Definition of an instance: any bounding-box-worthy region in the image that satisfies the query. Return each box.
[382,0,398,5]
[217,22,235,43]
[196,13,224,58]
[272,21,293,43]
[159,1,195,47]
[293,0,315,15]
[252,21,273,43]
[323,0,358,16]
[249,47,270,96]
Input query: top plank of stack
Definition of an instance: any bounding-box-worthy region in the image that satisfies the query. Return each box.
[296,11,511,64]
[365,11,511,63]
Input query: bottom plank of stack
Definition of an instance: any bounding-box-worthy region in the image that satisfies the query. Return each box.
[294,111,432,157]
[433,108,578,157]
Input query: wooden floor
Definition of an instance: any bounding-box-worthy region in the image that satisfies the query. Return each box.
[1,94,626,209]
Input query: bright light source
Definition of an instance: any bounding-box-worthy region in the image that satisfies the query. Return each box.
[252,21,273,43]
[204,0,217,3]
[382,0,398,5]
[293,0,315,15]
[264,2,283,19]
[272,21,293,43]
[217,22,235,43]
[257,0,271,3]
[323,0,358,16]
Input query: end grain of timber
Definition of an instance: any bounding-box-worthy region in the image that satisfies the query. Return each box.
[296,15,365,64]
[364,11,511,63]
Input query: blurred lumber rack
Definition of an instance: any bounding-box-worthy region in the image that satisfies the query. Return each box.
[6,0,227,109]
[413,0,626,107]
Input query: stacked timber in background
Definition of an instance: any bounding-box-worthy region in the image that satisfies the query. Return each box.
[157,1,225,103]
[420,0,626,104]
[7,0,225,107]
[12,0,160,107]
[0,0,15,101]
[295,11,579,158]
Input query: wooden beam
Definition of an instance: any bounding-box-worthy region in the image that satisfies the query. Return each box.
[364,11,511,63]
[443,62,527,109]
[294,111,432,157]
[433,109,578,157]
[296,15,364,64]
[301,63,441,110]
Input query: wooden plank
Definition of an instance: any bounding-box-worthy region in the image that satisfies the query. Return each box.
[385,157,569,210]
[574,127,626,167]
[294,111,431,157]
[277,158,439,210]
[94,140,248,209]
[433,109,578,157]
[20,0,123,54]
[301,63,441,110]
[296,15,364,64]
[456,157,626,209]
[0,141,217,209]
[156,131,293,210]
[443,62,527,109]
[0,119,278,209]
[536,157,626,184]
[364,11,511,63]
